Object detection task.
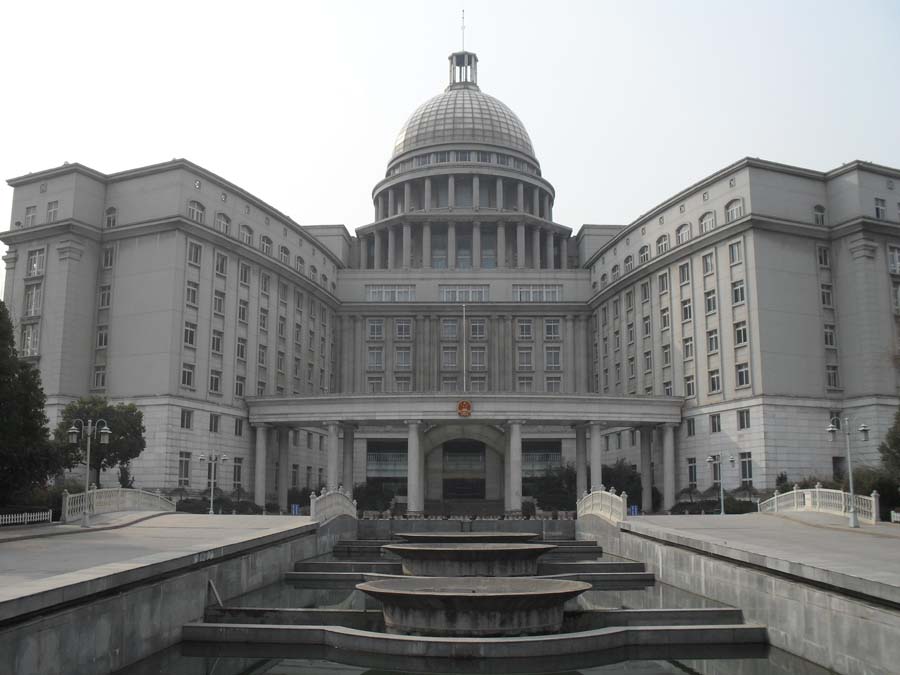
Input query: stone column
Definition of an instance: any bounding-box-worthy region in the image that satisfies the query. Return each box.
[577,316,589,393]
[387,226,396,270]
[326,421,340,490]
[254,425,268,507]
[517,182,524,212]
[589,422,604,490]
[424,177,432,210]
[448,222,457,269]
[662,423,676,512]
[640,427,653,513]
[575,426,587,497]
[565,315,575,392]
[496,177,504,210]
[402,222,411,269]
[533,226,542,270]
[533,188,540,216]
[472,221,481,269]
[342,424,356,488]
[388,189,395,216]
[373,230,382,270]
[406,420,423,515]
[354,315,364,393]
[277,427,289,512]
[473,175,480,210]
[497,222,506,268]
[560,236,568,270]
[516,222,526,268]
[448,175,455,210]
[404,182,411,213]
[507,420,523,514]
[544,194,552,221]
[422,223,432,268]
[545,230,555,270]
[376,194,383,221]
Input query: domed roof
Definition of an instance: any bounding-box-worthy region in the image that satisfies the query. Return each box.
[391,52,536,162]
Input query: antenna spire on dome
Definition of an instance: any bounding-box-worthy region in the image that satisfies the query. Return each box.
[461,9,465,51]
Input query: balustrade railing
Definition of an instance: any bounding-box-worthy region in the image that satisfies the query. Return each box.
[0,510,53,527]
[309,487,358,523]
[576,486,629,524]
[61,487,176,523]
[758,483,879,524]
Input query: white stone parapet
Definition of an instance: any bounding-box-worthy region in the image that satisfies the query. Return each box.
[758,483,879,524]
[61,487,176,523]
[309,487,358,523]
[576,486,628,524]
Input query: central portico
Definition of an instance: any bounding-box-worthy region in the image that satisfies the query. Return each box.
[246,393,683,515]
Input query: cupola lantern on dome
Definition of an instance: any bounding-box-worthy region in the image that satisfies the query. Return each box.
[448,51,478,89]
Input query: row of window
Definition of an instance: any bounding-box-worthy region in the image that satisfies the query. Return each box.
[600,239,743,290]
[17,201,58,228]
[366,317,563,341]
[685,451,753,488]
[365,344,564,371]
[386,149,541,178]
[363,374,565,394]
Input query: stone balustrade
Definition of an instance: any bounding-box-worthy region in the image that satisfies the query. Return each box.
[61,487,176,523]
[309,487,358,523]
[576,486,629,524]
[758,483,879,524]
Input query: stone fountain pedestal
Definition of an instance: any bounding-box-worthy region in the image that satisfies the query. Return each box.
[382,542,556,577]
[394,532,539,543]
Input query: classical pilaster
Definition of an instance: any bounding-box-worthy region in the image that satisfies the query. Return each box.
[342,424,356,488]
[387,226,396,270]
[517,182,524,212]
[472,221,481,269]
[560,236,568,270]
[388,189,395,217]
[402,222,411,269]
[424,177,432,210]
[496,177,504,210]
[565,315,575,393]
[376,194,383,221]
[253,425,268,507]
[448,175,455,210]
[277,427,289,512]
[545,230,555,270]
[506,420,524,514]
[544,193,552,221]
[473,175,480,210]
[589,422,604,490]
[516,222,526,268]
[575,426,587,497]
[640,427,653,513]
[326,421,340,490]
[422,223,432,268]
[576,315,589,393]
[448,222,457,269]
[373,230,383,270]
[403,182,411,213]
[355,315,365,393]
[406,420,423,515]
[662,423,676,511]
[533,226,542,270]
[497,222,506,268]
[532,188,540,216]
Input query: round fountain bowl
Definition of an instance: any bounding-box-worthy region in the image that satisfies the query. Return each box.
[356,576,591,637]
[394,532,539,543]
[382,542,557,577]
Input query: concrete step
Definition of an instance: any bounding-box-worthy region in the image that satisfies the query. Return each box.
[539,561,645,574]
[294,561,402,574]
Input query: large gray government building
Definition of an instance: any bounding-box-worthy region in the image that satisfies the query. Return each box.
[3,51,900,515]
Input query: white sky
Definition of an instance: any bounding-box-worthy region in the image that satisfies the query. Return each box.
[2,0,899,297]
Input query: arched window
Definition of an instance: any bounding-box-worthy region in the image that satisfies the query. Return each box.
[295,256,305,274]
[239,224,253,245]
[624,255,634,272]
[310,265,318,280]
[279,245,290,264]
[725,199,743,223]
[105,207,117,228]
[187,200,205,224]
[676,223,691,245]
[813,205,826,226]
[699,211,716,233]
[260,236,272,256]
[600,273,608,288]
[656,235,669,255]
[639,245,650,263]
[214,212,231,235]
[611,264,620,281]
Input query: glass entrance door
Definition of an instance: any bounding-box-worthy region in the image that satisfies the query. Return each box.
[442,440,485,499]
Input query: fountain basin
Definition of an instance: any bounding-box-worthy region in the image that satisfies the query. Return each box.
[356,576,591,636]
[394,532,539,543]
[382,542,556,576]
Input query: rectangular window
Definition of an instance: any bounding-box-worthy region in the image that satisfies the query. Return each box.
[26,249,45,277]
[544,318,561,340]
[545,345,561,370]
[826,364,840,388]
[395,375,412,392]
[278,315,286,338]
[681,299,692,322]
[736,362,750,387]
[512,284,562,302]
[824,323,836,347]
[24,205,36,227]
[46,200,59,222]
[234,418,244,436]
[732,280,746,305]
[260,274,270,294]
[209,413,220,432]
[517,319,533,340]
[20,324,40,356]
[234,375,245,397]
[707,329,719,354]
[684,374,695,397]
[627,322,635,344]
[395,318,412,339]
[704,290,717,314]
[658,271,669,293]
[678,262,691,285]
[213,290,225,315]
[710,413,721,433]
[102,246,114,269]
[395,346,411,369]
[258,344,267,365]
[613,331,621,350]
[660,307,670,330]
[24,283,43,316]
[180,409,193,429]
[441,318,459,339]
[662,344,671,365]
[875,197,886,220]
[683,336,694,359]
[738,408,751,430]
[470,346,486,370]
[366,376,383,393]
[368,347,384,369]
[257,380,266,396]
[181,363,195,388]
[613,299,620,318]
[734,320,748,346]
[641,281,650,302]
[516,375,534,392]
[470,318,486,339]
[642,315,651,337]
[708,368,721,393]
[702,252,714,275]
[627,356,635,378]
[663,380,673,396]
[625,291,634,310]
[729,241,743,264]
[740,451,753,485]
[178,452,191,486]
[277,351,285,373]
[98,284,111,309]
[258,308,268,331]
[643,350,652,372]
[187,241,202,266]
[441,376,458,392]
[545,375,561,393]
[215,252,227,275]
[367,319,384,340]
[233,457,243,489]
[183,321,197,347]
[185,281,198,307]
[238,299,248,323]
[686,418,696,437]
[687,457,697,487]
[817,246,830,268]
[442,346,458,368]
[209,368,222,394]
[821,284,833,307]
[517,347,533,369]
[239,262,251,285]
[92,365,106,388]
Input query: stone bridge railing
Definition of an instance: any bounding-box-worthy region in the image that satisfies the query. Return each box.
[61,487,176,523]
[309,487,358,523]
[576,486,629,524]
[758,483,879,524]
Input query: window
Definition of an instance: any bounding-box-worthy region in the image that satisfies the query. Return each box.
[258,308,268,331]
[687,458,697,488]
[367,319,384,340]
[101,207,117,228]
[685,374,695,397]
[187,201,205,223]
[46,200,59,222]
[442,319,459,339]
[277,351,285,373]
[681,299,692,322]
[643,350,652,372]
[234,419,244,436]
[260,274,270,294]
[396,319,412,339]
[184,281,198,307]
[238,299,249,323]
[817,246,830,268]
[24,284,42,316]
[614,331,621,349]
[260,236,273,256]
[624,255,634,272]
[660,307,670,330]
[731,280,746,305]
[98,284,111,309]
[211,329,223,354]
[686,418,695,437]
[545,376,561,393]
[658,271,669,293]
[656,235,670,255]
[729,241,743,264]
[517,319,533,340]
[627,322,635,343]
[439,285,488,302]
[683,336,694,359]
[740,451,752,486]
[234,376,245,397]
[708,368,721,393]
[470,318,486,339]
[613,299,620,318]
[678,262,691,285]
[517,347,533,369]
[738,409,751,430]
[545,345,561,370]
[92,365,106,388]
[513,284,562,302]
[214,212,230,235]
[187,242,202,266]
[627,356,636,378]
[257,380,266,396]
[824,324,836,347]
[178,452,191,486]
[641,281,650,302]
[180,409,193,429]
[705,290,717,314]
[710,413,721,433]
[813,205,826,226]
[642,315,651,337]
[699,211,716,233]
[367,347,384,370]
[102,246,114,269]
[395,346,411,369]
[209,413,220,432]
[625,291,634,310]
[736,362,750,387]
[213,290,225,316]
[470,346,486,370]
[821,284,833,307]
[611,264,620,281]
[639,245,650,263]
[707,329,719,353]
[517,375,534,392]
[258,344,267,365]
[662,344,671,365]
[181,363,195,388]
[663,380,673,396]
[676,224,691,245]
[826,364,840,388]
[183,321,197,346]
[233,457,243,489]
[725,199,743,222]
[277,315,286,338]
[875,198,886,220]
[734,321,748,346]
[279,246,290,264]
[26,249,45,277]
[702,252,714,275]
[24,205,36,227]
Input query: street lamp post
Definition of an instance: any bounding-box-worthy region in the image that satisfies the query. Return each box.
[199,453,229,515]
[827,417,869,528]
[706,453,735,515]
[67,419,112,528]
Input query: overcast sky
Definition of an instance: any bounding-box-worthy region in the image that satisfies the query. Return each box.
[2,0,899,297]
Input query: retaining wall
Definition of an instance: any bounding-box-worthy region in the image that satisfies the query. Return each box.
[358,518,575,540]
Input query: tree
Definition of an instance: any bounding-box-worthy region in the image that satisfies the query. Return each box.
[879,407,900,481]
[54,396,146,487]
[0,301,75,504]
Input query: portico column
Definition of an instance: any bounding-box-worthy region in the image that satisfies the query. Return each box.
[448,222,457,269]
[533,188,540,216]
[589,422,604,491]
[388,189,395,216]
[544,194,552,221]
[376,194,383,221]
[640,427,653,513]
[254,425,268,507]
[342,424,356,488]
[516,222,526,268]
[373,230,383,270]
[517,182,524,212]
[448,175,455,210]
[496,177,504,209]
[473,175,480,210]
[575,426,587,497]
[662,423,676,512]
[533,226,542,270]
[277,427,289,512]
[406,420,423,515]
[403,182,411,213]
[326,421,340,490]
[560,236,568,270]
[424,177,432,210]
[545,230,555,270]
[507,420,524,514]
[497,222,506,268]
[422,222,432,268]
[387,226,396,270]
[472,221,481,269]
[402,221,411,269]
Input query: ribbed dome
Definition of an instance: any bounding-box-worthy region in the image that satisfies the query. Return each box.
[392,83,536,161]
